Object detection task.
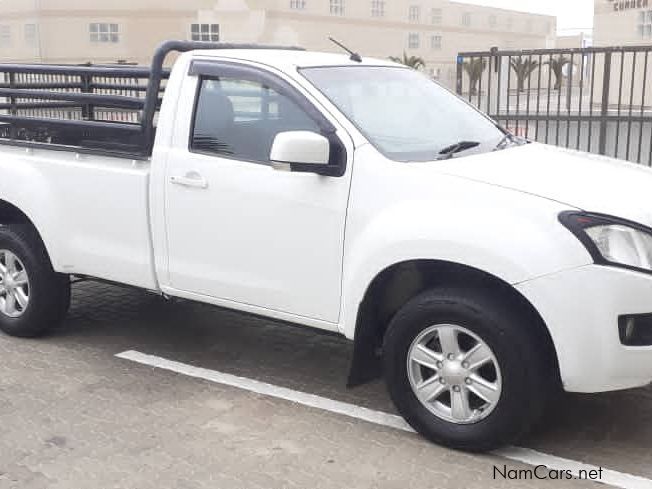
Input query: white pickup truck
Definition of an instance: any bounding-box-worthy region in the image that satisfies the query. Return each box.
[2,41,652,452]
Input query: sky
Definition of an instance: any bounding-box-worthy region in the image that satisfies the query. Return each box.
[459,0,594,33]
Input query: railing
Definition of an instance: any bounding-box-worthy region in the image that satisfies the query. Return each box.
[0,40,304,158]
[0,63,168,155]
[0,71,153,121]
[456,45,652,166]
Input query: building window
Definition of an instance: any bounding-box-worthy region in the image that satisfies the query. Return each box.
[431,67,441,80]
[489,15,497,28]
[0,25,11,48]
[25,24,37,46]
[430,35,442,50]
[462,12,471,27]
[408,33,420,49]
[638,11,652,39]
[506,17,513,31]
[90,23,119,43]
[409,5,421,22]
[525,20,533,32]
[330,0,345,15]
[371,0,385,17]
[191,23,220,42]
[431,8,442,24]
[290,0,306,9]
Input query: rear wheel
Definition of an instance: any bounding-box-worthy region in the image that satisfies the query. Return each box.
[383,288,550,452]
[0,225,70,337]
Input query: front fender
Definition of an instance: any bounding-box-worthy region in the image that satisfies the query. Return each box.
[340,191,592,339]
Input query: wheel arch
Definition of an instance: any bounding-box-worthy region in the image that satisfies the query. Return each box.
[347,259,561,389]
[0,199,51,258]
[1,199,34,224]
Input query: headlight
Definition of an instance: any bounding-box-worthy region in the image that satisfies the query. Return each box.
[560,212,652,273]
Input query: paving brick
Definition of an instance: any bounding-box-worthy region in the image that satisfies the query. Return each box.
[0,282,638,488]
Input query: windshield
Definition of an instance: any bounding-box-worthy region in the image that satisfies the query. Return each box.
[301,66,506,162]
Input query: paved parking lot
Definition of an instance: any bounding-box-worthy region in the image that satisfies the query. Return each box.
[2,282,652,488]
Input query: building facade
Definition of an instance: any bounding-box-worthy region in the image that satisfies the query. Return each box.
[0,0,555,88]
[593,0,652,106]
[594,0,652,47]
[556,32,592,49]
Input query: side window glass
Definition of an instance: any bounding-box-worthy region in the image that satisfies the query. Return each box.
[191,76,321,163]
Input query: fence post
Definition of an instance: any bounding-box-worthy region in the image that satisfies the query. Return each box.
[487,46,498,115]
[567,54,573,113]
[80,72,94,121]
[8,72,17,138]
[456,55,464,96]
[598,51,612,156]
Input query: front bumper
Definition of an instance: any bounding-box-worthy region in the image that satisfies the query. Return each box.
[516,264,652,393]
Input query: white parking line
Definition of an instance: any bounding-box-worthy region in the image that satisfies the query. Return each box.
[117,350,652,489]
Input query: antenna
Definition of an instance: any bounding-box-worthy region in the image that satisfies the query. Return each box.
[329,37,362,63]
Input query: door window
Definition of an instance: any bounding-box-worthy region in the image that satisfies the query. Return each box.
[191,77,321,163]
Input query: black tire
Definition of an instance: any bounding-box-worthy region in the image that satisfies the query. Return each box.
[0,224,70,338]
[383,287,551,452]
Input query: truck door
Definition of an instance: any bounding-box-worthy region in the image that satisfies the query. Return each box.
[163,61,353,325]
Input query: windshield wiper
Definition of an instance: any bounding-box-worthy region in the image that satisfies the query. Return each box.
[437,140,481,160]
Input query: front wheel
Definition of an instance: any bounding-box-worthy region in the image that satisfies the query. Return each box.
[383,288,550,452]
[0,225,70,337]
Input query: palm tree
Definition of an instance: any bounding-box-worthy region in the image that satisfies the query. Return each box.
[510,58,539,93]
[389,52,426,70]
[545,55,572,90]
[462,58,487,96]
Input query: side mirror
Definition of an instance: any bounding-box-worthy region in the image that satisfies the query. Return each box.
[270,131,330,173]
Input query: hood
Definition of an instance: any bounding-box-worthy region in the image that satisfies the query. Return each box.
[435,143,652,227]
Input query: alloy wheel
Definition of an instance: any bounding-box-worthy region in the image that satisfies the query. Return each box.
[0,250,30,318]
[407,324,502,424]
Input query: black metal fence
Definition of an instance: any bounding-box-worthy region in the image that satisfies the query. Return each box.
[456,45,652,166]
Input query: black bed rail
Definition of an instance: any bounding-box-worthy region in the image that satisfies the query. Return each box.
[0,40,305,158]
[0,88,147,109]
